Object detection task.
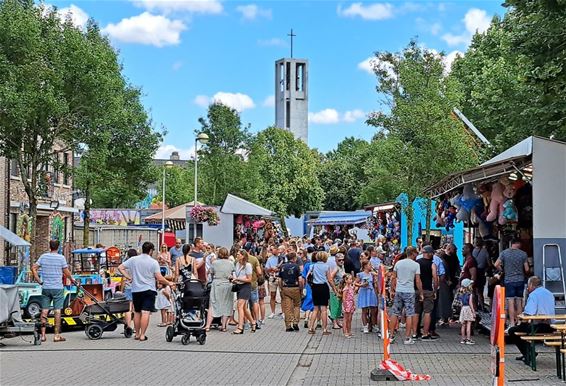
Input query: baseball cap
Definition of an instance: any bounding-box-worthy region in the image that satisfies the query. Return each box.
[423,245,434,254]
[461,278,474,288]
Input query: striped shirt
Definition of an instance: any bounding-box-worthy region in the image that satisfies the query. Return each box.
[36,252,68,289]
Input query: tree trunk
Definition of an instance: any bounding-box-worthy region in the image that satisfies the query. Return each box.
[406,204,413,247]
[425,197,432,243]
[29,197,38,263]
[279,215,289,238]
[83,185,91,247]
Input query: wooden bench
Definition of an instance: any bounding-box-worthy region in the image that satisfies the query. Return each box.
[518,314,566,372]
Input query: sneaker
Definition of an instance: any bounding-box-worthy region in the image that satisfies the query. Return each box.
[399,323,406,329]
[421,335,434,341]
[390,335,396,344]
[277,313,284,319]
[293,324,300,331]
[460,339,467,344]
[466,339,475,345]
[412,334,420,340]
[403,337,415,345]
[304,321,309,328]
[286,327,294,332]
[268,313,276,319]
[430,332,440,338]
[363,325,369,334]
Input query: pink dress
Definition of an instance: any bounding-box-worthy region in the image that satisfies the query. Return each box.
[342,285,356,313]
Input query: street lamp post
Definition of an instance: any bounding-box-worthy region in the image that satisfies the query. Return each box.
[192,132,209,241]
[161,160,174,246]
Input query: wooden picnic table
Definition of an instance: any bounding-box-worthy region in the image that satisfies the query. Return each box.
[517,314,566,373]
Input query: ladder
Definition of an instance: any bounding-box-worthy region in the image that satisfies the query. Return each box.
[542,244,565,310]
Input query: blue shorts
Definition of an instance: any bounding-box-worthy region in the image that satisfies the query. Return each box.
[392,292,416,317]
[505,281,525,298]
[124,288,133,301]
[40,288,66,310]
[250,288,259,304]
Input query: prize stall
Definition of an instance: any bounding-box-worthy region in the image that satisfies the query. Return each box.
[425,136,566,311]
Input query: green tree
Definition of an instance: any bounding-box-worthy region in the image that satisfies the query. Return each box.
[364,41,479,244]
[318,137,370,210]
[248,127,323,231]
[197,103,254,205]
[154,163,194,208]
[451,3,566,152]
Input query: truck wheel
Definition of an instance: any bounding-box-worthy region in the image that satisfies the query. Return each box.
[26,301,41,319]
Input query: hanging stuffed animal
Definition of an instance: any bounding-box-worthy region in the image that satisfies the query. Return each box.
[478,183,492,219]
[445,206,457,230]
[486,182,505,223]
[501,199,518,224]
[500,176,517,200]
[454,184,482,223]
[434,197,450,227]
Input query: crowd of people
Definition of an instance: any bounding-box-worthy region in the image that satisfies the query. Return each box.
[33,233,556,366]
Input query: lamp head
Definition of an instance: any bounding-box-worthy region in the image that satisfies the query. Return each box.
[164,160,174,169]
[196,133,209,144]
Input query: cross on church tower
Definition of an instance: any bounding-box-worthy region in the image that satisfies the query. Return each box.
[287,28,296,58]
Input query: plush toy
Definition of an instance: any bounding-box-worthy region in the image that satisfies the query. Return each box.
[486,182,505,223]
[434,197,450,227]
[455,184,482,223]
[445,206,457,230]
[501,199,518,224]
[478,183,492,219]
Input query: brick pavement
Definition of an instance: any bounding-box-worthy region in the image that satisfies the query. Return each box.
[0,307,562,386]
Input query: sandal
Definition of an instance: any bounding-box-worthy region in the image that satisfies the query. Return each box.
[205,327,211,332]
[220,327,227,332]
[157,323,167,327]
[139,336,148,341]
[53,336,66,342]
[308,329,316,335]
[251,323,257,333]
[41,336,47,342]
[322,330,332,336]
[232,328,244,335]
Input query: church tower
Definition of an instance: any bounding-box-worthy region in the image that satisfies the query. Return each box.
[275,57,309,143]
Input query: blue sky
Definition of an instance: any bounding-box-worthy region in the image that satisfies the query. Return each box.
[50,1,506,156]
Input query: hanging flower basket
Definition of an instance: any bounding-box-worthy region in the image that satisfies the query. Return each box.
[190,206,220,226]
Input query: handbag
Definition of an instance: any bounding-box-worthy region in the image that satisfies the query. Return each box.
[307,266,314,286]
[231,283,241,292]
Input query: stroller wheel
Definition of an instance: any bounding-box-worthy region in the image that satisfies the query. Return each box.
[181,334,190,345]
[165,326,175,342]
[197,334,206,345]
[86,324,104,340]
[124,327,133,339]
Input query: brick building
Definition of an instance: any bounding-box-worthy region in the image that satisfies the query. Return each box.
[0,148,77,265]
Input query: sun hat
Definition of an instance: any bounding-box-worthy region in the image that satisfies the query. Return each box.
[461,278,474,288]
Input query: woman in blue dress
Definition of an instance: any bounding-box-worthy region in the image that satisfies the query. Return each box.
[356,260,378,333]
[301,253,315,328]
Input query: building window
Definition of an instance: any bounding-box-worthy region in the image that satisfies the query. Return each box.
[53,154,60,184]
[10,159,18,177]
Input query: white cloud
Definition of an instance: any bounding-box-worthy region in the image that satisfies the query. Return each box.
[358,56,396,79]
[337,2,394,21]
[212,92,255,112]
[195,92,255,112]
[194,95,210,107]
[262,95,275,107]
[236,4,272,20]
[430,22,442,35]
[172,61,183,71]
[442,8,491,47]
[155,144,195,160]
[102,12,186,47]
[134,0,223,14]
[257,38,287,47]
[309,109,340,124]
[442,50,464,73]
[343,109,365,123]
[57,4,89,29]
[308,108,365,124]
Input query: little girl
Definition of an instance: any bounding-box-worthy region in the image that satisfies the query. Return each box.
[341,274,356,338]
[458,278,476,345]
[156,281,173,326]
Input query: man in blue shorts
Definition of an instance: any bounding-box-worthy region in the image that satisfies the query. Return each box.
[32,240,75,342]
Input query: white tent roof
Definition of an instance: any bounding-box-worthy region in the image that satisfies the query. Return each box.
[221,194,275,217]
[0,225,30,247]
[481,136,534,167]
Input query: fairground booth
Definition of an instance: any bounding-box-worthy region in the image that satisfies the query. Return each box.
[309,211,371,242]
[425,136,566,311]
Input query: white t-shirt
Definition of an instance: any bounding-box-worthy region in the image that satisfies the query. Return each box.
[394,258,420,294]
[235,262,252,280]
[122,254,160,293]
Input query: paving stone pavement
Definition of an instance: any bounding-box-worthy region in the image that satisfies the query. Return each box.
[0,306,562,386]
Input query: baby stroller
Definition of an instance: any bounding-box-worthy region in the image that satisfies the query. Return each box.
[78,284,133,340]
[166,279,208,345]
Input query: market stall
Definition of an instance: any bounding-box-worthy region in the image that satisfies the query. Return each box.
[309,211,371,241]
[425,136,566,310]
